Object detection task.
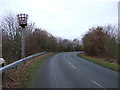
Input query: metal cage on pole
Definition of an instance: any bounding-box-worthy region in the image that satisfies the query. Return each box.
[17,14,28,58]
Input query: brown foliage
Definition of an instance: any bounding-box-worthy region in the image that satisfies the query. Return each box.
[1,13,83,64]
[82,26,118,62]
[2,53,50,88]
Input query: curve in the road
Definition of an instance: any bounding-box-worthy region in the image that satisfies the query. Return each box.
[30,52,118,88]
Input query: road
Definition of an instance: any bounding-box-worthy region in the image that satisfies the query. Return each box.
[30,52,118,88]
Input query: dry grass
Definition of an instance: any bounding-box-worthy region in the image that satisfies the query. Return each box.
[2,53,52,88]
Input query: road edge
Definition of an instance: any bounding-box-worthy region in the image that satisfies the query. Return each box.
[77,53,120,72]
[22,53,56,88]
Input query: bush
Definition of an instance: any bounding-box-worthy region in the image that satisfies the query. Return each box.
[82,25,118,62]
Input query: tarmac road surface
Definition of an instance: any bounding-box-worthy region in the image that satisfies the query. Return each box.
[30,52,118,88]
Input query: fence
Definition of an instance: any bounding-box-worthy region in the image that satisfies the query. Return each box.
[0,52,48,73]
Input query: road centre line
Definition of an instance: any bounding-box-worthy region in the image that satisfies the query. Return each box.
[68,61,81,72]
[92,80,106,89]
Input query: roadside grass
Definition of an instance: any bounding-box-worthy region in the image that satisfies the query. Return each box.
[22,53,55,88]
[77,53,120,72]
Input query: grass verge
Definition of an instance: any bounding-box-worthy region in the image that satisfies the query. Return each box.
[77,53,120,72]
[22,53,55,88]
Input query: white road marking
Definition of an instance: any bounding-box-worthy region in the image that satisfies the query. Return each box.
[68,62,81,72]
[92,80,106,89]
[68,61,106,89]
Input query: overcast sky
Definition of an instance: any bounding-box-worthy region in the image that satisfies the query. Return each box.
[0,0,118,40]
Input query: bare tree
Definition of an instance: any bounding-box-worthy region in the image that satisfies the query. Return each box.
[1,13,19,40]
